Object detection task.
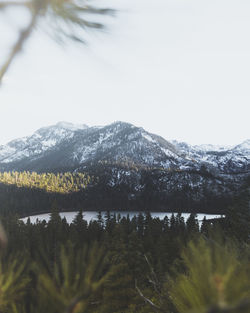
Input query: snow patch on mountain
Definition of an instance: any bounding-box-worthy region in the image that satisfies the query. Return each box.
[0,122,249,177]
[55,121,88,131]
[233,139,250,152]
[193,144,233,152]
[172,139,249,173]
[142,133,156,143]
[0,122,87,163]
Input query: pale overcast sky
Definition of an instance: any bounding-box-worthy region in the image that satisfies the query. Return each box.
[0,0,249,146]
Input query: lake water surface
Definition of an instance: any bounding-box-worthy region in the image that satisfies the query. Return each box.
[21,211,223,224]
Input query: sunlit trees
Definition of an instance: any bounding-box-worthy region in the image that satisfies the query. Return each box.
[0,171,93,193]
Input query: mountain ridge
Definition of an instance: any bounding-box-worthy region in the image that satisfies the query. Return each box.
[0,121,248,174]
[0,121,248,214]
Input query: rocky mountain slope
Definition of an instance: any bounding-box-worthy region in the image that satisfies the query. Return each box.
[0,121,248,173]
[0,121,248,213]
[172,140,249,174]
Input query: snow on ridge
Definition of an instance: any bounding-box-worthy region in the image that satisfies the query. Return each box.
[172,139,250,154]
[40,139,57,148]
[98,130,114,144]
[0,145,16,161]
[160,147,176,158]
[0,121,249,172]
[0,122,85,163]
[56,121,88,131]
[35,122,88,136]
[142,133,156,143]
[0,136,29,162]
[192,144,232,152]
[233,139,250,152]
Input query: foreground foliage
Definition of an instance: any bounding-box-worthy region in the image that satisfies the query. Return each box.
[0,199,249,313]
[170,238,250,313]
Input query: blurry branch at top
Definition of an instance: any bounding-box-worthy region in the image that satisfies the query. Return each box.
[0,1,29,8]
[0,0,114,85]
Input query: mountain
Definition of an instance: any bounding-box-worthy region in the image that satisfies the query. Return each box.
[0,121,248,173]
[0,122,88,166]
[172,139,249,174]
[0,121,187,171]
[0,121,249,214]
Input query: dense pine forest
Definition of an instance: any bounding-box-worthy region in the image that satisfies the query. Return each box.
[0,171,93,193]
[0,188,249,313]
[0,169,240,216]
[0,170,249,313]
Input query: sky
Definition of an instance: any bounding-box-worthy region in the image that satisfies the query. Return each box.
[0,0,249,146]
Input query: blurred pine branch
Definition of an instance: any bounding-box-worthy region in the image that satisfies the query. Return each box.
[0,0,114,84]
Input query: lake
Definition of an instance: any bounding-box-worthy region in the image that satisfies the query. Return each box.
[21,211,224,224]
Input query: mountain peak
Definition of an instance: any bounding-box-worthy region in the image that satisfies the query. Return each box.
[233,139,250,152]
[55,121,88,131]
[0,122,249,175]
[34,122,88,136]
[110,121,134,128]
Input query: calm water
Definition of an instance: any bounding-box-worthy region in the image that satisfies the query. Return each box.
[21,211,223,224]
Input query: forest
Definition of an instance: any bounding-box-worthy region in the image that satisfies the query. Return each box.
[0,171,93,193]
[0,169,239,216]
[0,187,249,313]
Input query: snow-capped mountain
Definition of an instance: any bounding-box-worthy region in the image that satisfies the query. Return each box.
[0,121,248,213]
[0,121,249,175]
[0,122,88,164]
[0,121,187,171]
[172,139,249,174]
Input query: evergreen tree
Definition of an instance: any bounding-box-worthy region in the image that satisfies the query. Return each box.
[225,188,250,241]
[169,237,250,313]
[186,213,199,234]
[37,242,112,313]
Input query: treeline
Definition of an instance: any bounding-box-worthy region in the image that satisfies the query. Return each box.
[0,197,249,313]
[0,181,230,217]
[0,169,246,216]
[0,171,94,193]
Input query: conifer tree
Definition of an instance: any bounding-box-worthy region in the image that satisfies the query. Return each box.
[186,213,199,234]
[169,237,250,313]
[37,242,113,313]
[0,255,29,313]
[225,188,250,241]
